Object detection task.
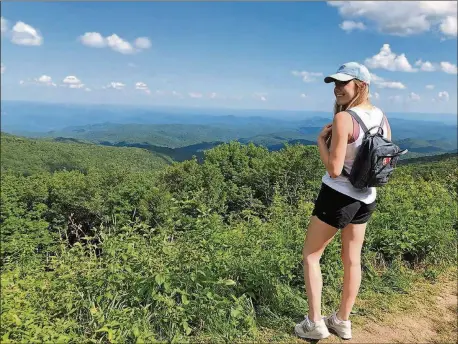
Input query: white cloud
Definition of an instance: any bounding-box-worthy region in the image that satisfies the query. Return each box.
[440,16,457,37]
[253,92,267,101]
[79,32,106,48]
[426,84,435,90]
[411,60,457,74]
[63,76,82,84]
[1,63,5,74]
[35,75,56,86]
[340,20,366,32]
[106,34,135,54]
[85,88,91,92]
[328,1,457,37]
[415,60,436,72]
[19,76,57,87]
[189,92,203,99]
[69,84,85,89]
[1,17,8,34]
[300,93,307,98]
[369,92,380,99]
[134,37,152,49]
[408,92,421,101]
[135,82,148,90]
[79,32,151,54]
[210,92,217,99]
[38,75,52,83]
[389,95,403,103]
[370,73,406,89]
[135,82,150,94]
[62,75,85,89]
[292,70,323,82]
[106,82,125,90]
[11,21,43,46]
[365,44,416,72]
[440,61,457,74]
[438,91,450,101]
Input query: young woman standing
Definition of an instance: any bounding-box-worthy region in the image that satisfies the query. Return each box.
[294,62,391,340]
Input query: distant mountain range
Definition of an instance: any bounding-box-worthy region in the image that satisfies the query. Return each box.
[1,100,456,163]
[2,100,457,132]
[36,134,457,164]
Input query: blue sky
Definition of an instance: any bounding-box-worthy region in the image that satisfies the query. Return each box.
[1,1,457,115]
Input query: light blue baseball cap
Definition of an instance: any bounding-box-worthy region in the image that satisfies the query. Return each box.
[324,62,371,85]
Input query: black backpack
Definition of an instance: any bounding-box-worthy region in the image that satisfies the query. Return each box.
[341,109,408,189]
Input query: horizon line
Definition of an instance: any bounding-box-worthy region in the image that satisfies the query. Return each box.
[1,98,457,117]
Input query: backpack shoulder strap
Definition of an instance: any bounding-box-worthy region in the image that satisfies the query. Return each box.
[346,109,369,133]
[380,110,387,129]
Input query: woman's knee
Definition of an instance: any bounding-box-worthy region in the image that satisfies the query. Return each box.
[341,250,361,267]
[302,216,338,266]
[303,248,323,266]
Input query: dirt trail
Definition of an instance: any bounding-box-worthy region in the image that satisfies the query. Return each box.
[259,273,457,344]
[319,279,457,344]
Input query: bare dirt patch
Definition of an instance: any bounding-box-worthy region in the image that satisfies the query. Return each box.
[318,278,457,343]
[259,270,457,344]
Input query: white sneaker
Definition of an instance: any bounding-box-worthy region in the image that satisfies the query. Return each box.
[324,312,352,340]
[294,315,330,340]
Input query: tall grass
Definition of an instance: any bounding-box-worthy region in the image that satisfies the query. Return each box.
[1,144,456,342]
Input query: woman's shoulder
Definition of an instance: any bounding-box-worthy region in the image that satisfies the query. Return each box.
[349,104,382,113]
[334,110,353,122]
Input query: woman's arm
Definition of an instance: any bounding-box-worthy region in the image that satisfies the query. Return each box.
[317,111,353,178]
[384,115,392,140]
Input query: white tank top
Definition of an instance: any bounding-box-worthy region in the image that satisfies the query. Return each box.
[321,105,389,204]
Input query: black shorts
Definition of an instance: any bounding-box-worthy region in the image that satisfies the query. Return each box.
[312,183,376,229]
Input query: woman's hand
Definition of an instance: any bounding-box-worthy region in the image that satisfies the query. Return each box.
[318,123,332,143]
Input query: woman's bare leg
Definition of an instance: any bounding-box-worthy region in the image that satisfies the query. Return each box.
[337,222,367,321]
[303,216,338,322]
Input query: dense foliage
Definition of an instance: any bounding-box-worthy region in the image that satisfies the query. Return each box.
[1,141,456,343]
[1,133,172,175]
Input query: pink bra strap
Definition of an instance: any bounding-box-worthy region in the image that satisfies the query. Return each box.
[348,116,360,143]
[349,113,388,143]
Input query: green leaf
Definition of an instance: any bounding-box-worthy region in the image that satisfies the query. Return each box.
[155,274,165,286]
[231,308,241,318]
[96,326,110,333]
[12,314,22,326]
[224,279,236,286]
[182,294,189,305]
[1,332,10,343]
[133,326,140,338]
[182,320,192,335]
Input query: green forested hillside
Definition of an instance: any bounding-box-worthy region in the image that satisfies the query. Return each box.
[396,138,457,153]
[1,141,456,343]
[399,151,457,165]
[1,133,172,175]
[21,121,456,163]
[31,123,285,148]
